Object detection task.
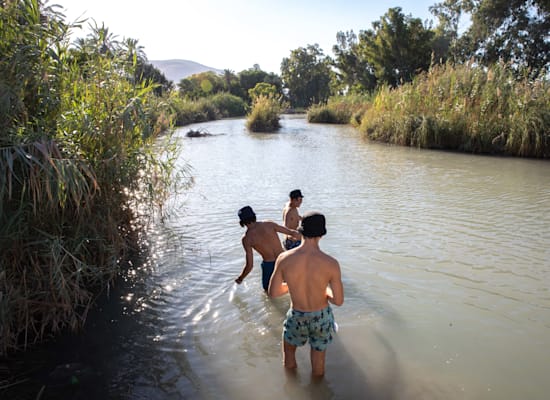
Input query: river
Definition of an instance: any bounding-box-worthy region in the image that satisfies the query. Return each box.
[5,115,550,399]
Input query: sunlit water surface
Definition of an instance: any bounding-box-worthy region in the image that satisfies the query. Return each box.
[111,115,548,400]
[15,115,550,400]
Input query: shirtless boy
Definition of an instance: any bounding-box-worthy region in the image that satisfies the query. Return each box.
[268,212,344,377]
[282,189,303,250]
[235,206,300,291]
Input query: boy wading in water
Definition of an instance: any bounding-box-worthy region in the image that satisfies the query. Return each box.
[268,212,344,377]
[235,206,300,291]
[282,189,303,250]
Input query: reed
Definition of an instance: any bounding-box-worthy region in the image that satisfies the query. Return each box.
[358,62,550,157]
[0,0,181,354]
[246,95,285,132]
[307,94,372,124]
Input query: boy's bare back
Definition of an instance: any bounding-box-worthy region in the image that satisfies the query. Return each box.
[243,221,290,261]
[274,244,343,312]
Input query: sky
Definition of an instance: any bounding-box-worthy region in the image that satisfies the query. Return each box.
[56,0,441,74]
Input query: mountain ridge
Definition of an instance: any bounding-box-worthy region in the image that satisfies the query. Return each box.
[149,59,223,83]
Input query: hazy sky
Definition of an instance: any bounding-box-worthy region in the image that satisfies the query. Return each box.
[57,0,441,74]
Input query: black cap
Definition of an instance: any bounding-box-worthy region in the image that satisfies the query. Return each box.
[289,189,303,199]
[298,212,326,237]
[238,206,256,221]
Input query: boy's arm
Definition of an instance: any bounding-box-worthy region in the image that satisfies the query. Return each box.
[327,262,344,306]
[272,222,301,241]
[268,258,288,298]
[235,236,253,284]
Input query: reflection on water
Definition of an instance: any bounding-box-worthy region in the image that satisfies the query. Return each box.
[141,115,550,400]
[5,115,550,399]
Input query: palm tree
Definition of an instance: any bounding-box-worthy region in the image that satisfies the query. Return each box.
[121,37,147,64]
[87,20,119,55]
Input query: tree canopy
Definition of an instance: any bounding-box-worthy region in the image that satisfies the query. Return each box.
[332,8,446,91]
[280,44,333,108]
[177,67,282,103]
[332,30,377,94]
[430,0,550,76]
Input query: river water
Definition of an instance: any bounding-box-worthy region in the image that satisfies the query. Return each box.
[6,115,550,399]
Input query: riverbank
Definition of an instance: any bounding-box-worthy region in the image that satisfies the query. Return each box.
[308,62,549,158]
[0,265,148,400]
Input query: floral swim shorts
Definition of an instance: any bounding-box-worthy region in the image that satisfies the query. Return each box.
[283,305,335,351]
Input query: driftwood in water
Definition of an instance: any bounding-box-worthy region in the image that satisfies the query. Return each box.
[186,128,213,138]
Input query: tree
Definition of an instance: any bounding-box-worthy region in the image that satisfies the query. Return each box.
[135,62,173,96]
[86,21,119,56]
[119,38,172,95]
[332,30,377,94]
[280,44,333,108]
[222,69,241,97]
[357,7,436,87]
[238,68,282,103]
[248,82,278,100]
[178,71,225,99]
[431,0,550,75]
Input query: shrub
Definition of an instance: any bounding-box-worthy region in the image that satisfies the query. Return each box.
[210,92,247,117]
[246,95,284,132]
[307,94,372,124]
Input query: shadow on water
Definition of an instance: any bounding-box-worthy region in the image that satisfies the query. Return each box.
[0,260,226,400]
[1,270,152,399]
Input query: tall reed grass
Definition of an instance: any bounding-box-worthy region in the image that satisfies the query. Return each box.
[0,0,181,354]
[358,62,549,157]
[307,94,372,124]
[246,95,285,132]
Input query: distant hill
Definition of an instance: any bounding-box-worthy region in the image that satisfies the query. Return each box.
[149,59,223,83]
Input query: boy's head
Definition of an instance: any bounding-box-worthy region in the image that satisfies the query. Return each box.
[238,206,256,227]
[299,212,326,238]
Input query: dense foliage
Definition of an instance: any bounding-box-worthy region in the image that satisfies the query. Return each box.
[170,92,247,126]
[0,0,180,353]
[280,44,333,108]
[177,66,282,104]
[246,95,285,132]
[430,0,549,77]
[307,95,370,124]
[356,62,550,157]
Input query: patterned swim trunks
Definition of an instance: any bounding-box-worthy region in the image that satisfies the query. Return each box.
[283,239,301,250]
[283,305,335,351]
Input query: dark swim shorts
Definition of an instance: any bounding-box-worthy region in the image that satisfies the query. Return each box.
[283,239,301,250]
[283,305,335,351]
[261,261,275,291]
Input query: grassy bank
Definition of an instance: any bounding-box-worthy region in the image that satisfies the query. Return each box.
[170,92,247,126]
[310,62,549,158]
[307,94,371,124]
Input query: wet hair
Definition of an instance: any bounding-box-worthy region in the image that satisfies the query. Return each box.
[239,215,256,227]
[298,212,326,238]
[238,206,256,227]
[289,189,303,199]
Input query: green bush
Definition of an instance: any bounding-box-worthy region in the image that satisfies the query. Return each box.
[246,95,284,132]
[169,92,247,126]
[307,94,371,124]
[210,92,247,117]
